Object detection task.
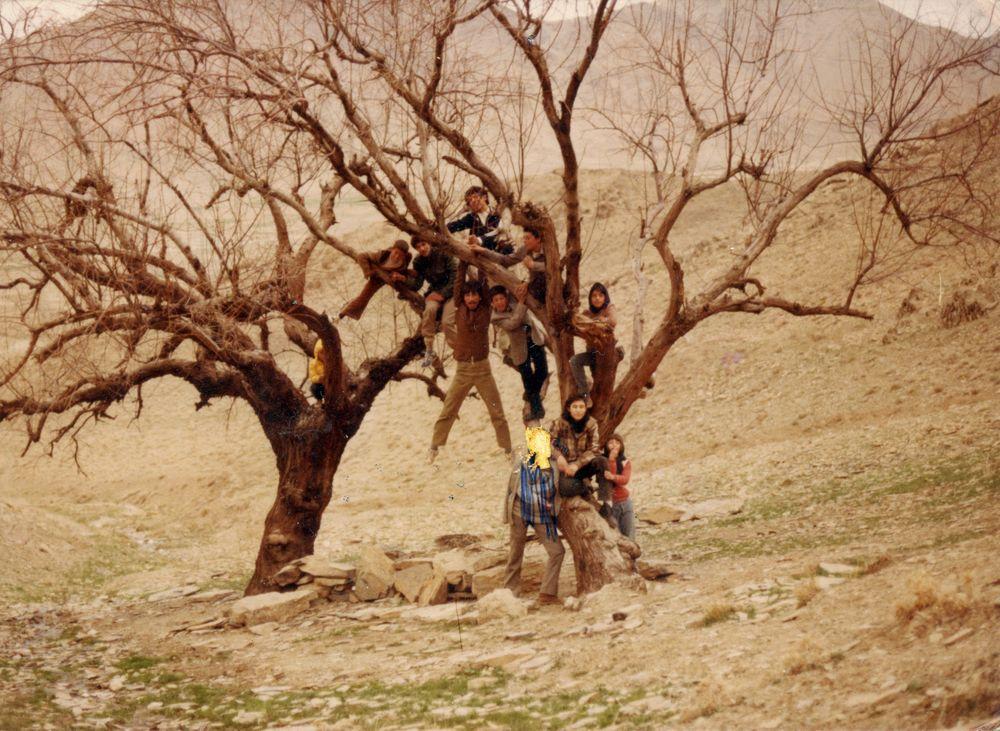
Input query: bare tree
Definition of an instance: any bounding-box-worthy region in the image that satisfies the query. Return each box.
[1,0,997,595]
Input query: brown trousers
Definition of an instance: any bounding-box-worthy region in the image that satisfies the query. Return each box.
[421,298,457,352]
[430,358,511,452]
[504,497,565,597]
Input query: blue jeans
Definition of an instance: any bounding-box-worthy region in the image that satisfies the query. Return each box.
[611,498,636,541]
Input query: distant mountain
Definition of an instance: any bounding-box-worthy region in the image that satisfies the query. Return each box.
[879,0,1000,37]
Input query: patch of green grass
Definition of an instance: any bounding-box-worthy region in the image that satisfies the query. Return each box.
[116,654,161,672]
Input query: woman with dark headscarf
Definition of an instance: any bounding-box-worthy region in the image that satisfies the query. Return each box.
[603,433,635,541]
[570,282,618,405]
[549,395,614,517]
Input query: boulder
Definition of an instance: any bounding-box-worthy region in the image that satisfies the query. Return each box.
[680,497,744,521]
[273,564,302,587]
[395,563,436,603]
[640,505,685,524]
[354,545,396,601]
[636,559,673,581]
[418,568,449,606]
[477,588,528,622]
[471,564,507,598]
[227,590,316,627]
[297,556,356,581]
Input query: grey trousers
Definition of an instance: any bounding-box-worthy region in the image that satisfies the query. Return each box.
[611,498,636,541]
[504,498,565,597]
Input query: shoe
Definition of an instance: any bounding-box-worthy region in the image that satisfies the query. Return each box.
[420,351,435,368]
[537,593,561,606]
[426,447,438,465]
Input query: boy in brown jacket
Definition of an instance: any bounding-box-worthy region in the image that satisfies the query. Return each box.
[428,261,512,463]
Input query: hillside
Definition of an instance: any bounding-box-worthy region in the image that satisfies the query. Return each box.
[2,138,998,727]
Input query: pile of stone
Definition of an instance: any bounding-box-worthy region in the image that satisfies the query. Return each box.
[228,539,520,627]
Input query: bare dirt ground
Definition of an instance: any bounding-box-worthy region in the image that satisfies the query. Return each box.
[1,169,998,730]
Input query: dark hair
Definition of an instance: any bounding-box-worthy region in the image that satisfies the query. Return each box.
[392,239,409,252]
[523,226,542,240]
[562,394,590,431]
[464,185,489,200]
[410,234,430,250]
[488,285,509,301]
[463,279,485,298]
[604,433,626,473]
[588,282,610,314]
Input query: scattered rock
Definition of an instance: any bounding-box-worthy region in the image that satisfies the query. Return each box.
[418,568,449,606]
[564,596,584,612]
[394,563,436,603]
[818,562,856,576]
[815,576,846,591]
[227,590,317,627]
[942,627,974,646]
[273,564,302,587]
[477,589,528,622]
[354,545,396,602]
[471,565,507,598]
[679,497,744,521]
[472,648,534,669]
[847,684,905,708]
[234,710,265,724]
[296,556,356,581]
[636,559,673,581]
[639,506,685,525]
[189,589,238,603]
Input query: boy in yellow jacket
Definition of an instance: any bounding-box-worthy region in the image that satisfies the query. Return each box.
[308,339,326,402]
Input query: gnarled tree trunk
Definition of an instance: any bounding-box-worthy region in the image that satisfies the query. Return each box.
[557,497,642,595]
[246,409,348,595]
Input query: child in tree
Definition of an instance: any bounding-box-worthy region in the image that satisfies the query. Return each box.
[490,283,549,423]
[447,185,514,255]
[404,235,457,367]
[428,262,512,463]
[570,282,618,406]
[549,395,613,513]
[338,239,413,320]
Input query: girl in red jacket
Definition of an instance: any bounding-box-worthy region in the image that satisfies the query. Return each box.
[603,433,635,541]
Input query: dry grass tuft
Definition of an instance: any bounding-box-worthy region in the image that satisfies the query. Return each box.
[860,554,892,576]
[894,573,995,636]
[783,639,824,676]
[700,603,736,627]
[796,580,820,607]
[936,667,1000,727]
[939,290,990,328]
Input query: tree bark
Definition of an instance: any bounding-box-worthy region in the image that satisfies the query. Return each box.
[245,410,348,595]
[557,497,641,595]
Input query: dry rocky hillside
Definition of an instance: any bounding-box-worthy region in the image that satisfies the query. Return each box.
[1,150,998,728]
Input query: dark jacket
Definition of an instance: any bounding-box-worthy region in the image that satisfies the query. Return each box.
[478,244,547,303]
[405,249,455,299]
[452,261,491,362]
[447,211,514,254]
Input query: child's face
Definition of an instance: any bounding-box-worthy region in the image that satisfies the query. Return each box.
[607,438,621,453]
[569,400,587,420]
[415,241,431,257]
[491,293,508,311]
[464,290,482,309]
[524,232,541,251]
[590,289,606,309]
[466,193,487,213]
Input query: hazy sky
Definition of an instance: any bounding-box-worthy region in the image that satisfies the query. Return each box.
[2,0,997,36]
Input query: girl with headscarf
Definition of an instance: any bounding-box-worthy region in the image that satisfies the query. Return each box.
[570,282,618,405]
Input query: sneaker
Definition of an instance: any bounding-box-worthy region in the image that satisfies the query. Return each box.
[420,351,435,368]
[426,447,438,465]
